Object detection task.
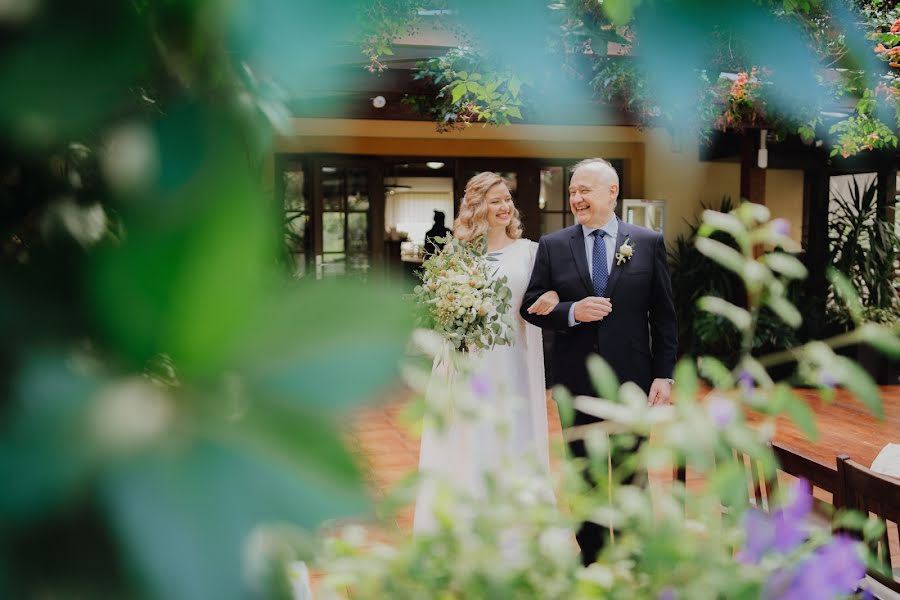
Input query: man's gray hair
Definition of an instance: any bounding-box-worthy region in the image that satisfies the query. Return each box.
[572,158,620,187]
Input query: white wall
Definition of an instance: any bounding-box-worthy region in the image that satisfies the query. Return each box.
[389,177,454,193]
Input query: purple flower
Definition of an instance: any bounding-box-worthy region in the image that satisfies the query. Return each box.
[819,371,837,389]
[771,218,791,237]
[769,535,864,600]
[470,374,491,397]
[771,511,808,555]
[773,479,812,553]
[738,508,775,564]
[763,568,793,599]
[777,565,826,600]
[707,395,737,428]
[783,478,812,522]
[738,479,812,563]
[737,370,755,394]
[658,588,677,600]
[814,535,865,591]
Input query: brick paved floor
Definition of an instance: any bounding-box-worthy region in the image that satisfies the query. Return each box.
[346,385,564,533]
[324,384,899,593]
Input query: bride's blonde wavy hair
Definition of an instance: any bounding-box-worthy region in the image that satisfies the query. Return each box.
[453,172,522,242]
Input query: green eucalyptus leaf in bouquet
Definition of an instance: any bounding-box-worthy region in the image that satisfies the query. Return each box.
[414,235,515,353]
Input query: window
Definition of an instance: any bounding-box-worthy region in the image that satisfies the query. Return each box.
[539,160,626,235]
[622,199,666,234]
[283,166,309,277]
[320,166,371,278]
[539,166,572,235]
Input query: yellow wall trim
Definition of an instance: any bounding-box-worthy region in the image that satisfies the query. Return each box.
[281,118,644,144]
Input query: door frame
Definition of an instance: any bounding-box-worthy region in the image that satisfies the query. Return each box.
[275,153,631,275]
[310,155,385,261]
[277,154,385,278]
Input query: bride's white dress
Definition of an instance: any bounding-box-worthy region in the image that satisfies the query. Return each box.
[413,238,552,534]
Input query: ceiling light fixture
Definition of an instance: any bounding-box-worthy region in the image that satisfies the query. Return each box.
[425,161,445,169]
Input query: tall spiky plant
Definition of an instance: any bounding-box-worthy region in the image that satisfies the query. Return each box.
[828,176,900,324]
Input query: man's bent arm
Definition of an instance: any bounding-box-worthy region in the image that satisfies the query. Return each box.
[521,238,572,330]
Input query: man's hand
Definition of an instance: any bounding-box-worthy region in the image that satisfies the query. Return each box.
[527,290,560,315]
[573,297,612,323]
[648,378,672,406]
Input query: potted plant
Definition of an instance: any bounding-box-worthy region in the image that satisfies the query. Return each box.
[827,175,900,384]
[669,197,806,380]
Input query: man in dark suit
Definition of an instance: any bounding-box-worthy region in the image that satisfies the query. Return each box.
[423,210,451,257]
[521,158,677,564]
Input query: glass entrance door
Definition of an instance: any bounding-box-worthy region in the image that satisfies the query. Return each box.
[318,162,375,278]
[279,157,383,280]
[281,158,312,278]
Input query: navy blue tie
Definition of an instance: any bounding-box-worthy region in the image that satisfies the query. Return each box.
[591,230,608,296]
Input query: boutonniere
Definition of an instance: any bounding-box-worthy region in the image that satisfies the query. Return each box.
[615,238,634,265]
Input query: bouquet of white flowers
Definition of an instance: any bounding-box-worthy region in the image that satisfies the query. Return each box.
[414,235,515,352]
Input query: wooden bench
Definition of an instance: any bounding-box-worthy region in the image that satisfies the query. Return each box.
[837,454,900,595]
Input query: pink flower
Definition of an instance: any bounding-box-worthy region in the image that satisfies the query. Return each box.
[891,19,900,33]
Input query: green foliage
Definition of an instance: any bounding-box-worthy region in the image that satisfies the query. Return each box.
[669,197,805,370]
[356,0,423,73]
[314,204,887,600]
[0,3,414,598]
[830,93,900,158]
[3,2,896,598]
[827,176,900,326]
[589,57,660,122]
[404,48,531,132]
[357,0,900,157]
[669,197,741,359]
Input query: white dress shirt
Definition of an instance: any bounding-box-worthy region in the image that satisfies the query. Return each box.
[568,216,618,327]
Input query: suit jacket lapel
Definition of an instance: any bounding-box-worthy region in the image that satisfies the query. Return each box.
[568,226,593,295]
[603,220,629,298]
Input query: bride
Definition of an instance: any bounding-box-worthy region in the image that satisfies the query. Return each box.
[413,172,559,534]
